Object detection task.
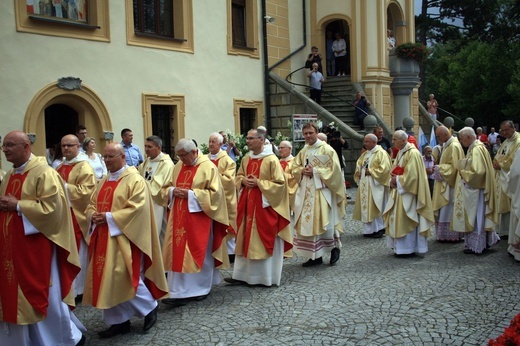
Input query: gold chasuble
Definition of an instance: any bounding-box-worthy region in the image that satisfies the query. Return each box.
[452,141,498,232]
[383,143,434,239]
[292,141,346,237]
[494,131,520,214]
[235,154,292,259]
[163,155,230,273]
[279,156,298,210]
[432,137,464,213]
[209,150,237,233]
[0,156,80,324]
[84,167,168,309]
[57,160,96,244]
[353,145,391,223]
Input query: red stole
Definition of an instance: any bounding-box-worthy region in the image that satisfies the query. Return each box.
[210,158,220,167]
[280,160,289,171]
[57,164,83,249]
[89,180,140,305]
[0,173,53,323]
[237,158,290,257]
[171,164,212,272]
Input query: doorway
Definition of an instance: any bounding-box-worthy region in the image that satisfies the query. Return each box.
[44,103,79,150]
[325,20,351,76]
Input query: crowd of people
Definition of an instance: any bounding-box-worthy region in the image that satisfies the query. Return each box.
[1,120,519,344]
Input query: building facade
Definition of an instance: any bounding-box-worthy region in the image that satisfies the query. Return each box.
[0,0,416,168]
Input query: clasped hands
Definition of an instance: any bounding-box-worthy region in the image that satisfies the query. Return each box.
[389,174,398,189]
[243,175,258,188]
[302,165,314,178]
[91,212,107,225]
[0,194,18,212]
[174,188,189,199]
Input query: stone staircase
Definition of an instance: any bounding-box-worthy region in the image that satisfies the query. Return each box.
[320,76,365,182]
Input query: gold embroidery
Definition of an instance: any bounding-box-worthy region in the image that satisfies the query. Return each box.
[98,186,113,213]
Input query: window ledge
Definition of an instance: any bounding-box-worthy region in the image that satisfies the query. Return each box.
[29,15,100,29]
[134,31,187,42]
[232,45,257,51]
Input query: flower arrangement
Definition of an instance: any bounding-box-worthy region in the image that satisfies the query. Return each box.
[488,313,520,345]
[200,130,290,171]
[395,42,430,63]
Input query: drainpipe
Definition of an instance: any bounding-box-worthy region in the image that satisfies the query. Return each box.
[263,0,307,134]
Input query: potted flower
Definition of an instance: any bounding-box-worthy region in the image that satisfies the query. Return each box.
[489,312,520,345]
[395,42,430,63]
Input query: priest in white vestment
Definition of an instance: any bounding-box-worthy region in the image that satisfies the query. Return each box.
[353,134,391,238]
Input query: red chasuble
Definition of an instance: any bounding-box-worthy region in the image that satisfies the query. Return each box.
[57,164,83,249]
[237,158,290,257]
[0,173,77,323]
[170,164,212,272]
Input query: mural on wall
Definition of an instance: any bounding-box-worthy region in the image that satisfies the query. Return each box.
[26,0,88,22]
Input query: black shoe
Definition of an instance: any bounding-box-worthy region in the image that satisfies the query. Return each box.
[192,294,209,301]
[143,305,158,331]
[76,334,86,346]
[330,248,340,265]
[224,277,247,285]
[162,298,189,307]
[75,294,83,305]
[463,249,482,255]
[228,254,235,264]
[373,229,385,238]
[302,257,323,267]
[363,233,374,238]
[394,253,416,258]
[98,320,131,339]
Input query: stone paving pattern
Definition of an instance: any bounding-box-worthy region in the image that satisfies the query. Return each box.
[75,191,520,345]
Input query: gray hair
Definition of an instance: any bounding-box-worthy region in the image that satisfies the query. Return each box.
[458,127,476,140]
[209,132,224,144]
[394,129,408,141]
[146,135,163,148]
[175,138,197,153]
[501,120,515,129]
[280,140,292,149]
[365,133,377,142]
[423,145,432,152]
[256,127,267,140]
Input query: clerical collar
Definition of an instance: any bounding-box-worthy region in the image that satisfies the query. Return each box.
[108,165,128,181]
[150,152,164,162]
[14,154,33,174]
[62,152,88,165]
[280,155,293,162]
[309,139,322,148]
[250,145,272,159]
[367,145,378,153]
[444,136,454,148]
[184,157,199,166]
[209,150,221,160]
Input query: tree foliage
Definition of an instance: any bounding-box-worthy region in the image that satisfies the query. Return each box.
[417,0,520,127]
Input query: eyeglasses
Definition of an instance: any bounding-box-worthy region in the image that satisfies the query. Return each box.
[2,142,25,149]
[103,154,122,160]
[246,137,261,140]
[278,146,289,149]
[176,152,191,159]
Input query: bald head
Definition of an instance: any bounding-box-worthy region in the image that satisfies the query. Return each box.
[317,133,328,142]
[104,142,126,173]
[61,134,81,161]
[435,126,451,144]
[2,131,32,167]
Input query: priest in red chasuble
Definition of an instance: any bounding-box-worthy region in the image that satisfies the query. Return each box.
[0,131,84,345]
[84,143,168,339]
[161,138,230,307]
[208,132,237,263]
[224,127,292,287]
[56,134,97,299]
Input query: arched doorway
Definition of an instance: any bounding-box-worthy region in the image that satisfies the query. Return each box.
[24,82,113,156]
[45,104,79,150]
[387,3,405,48]
[325,19,351,76]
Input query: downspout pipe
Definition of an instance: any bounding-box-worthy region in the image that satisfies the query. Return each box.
[263,0,307,134]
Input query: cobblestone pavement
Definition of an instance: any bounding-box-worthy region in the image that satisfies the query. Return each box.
[75,190,520,345]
